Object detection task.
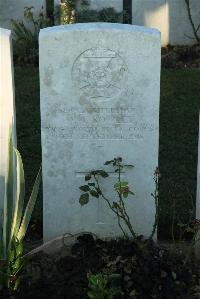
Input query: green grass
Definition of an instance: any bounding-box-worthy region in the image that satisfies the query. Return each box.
[159,69,200,238]
[14,67,42,231]
[14,67,200,239]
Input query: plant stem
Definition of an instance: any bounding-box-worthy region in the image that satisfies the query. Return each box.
[93,174,132,238]
[117,163,137,239]
[149,174,159,240]
[116,214,128,239]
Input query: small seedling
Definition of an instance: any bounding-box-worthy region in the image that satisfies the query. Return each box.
[87,272,122,299]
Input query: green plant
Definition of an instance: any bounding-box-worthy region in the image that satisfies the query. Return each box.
[87,272,122,299]
[0,128,41,292]
[12,6,52,65]
[56,0,76,25]
[79,157,159,240]
[0,238,24,292]
[79,157,136,239]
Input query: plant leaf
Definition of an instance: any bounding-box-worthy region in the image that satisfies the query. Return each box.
[10,148,25,245]
[98,170,109,178]
[120,181,128,187]
[15,241,23,257]
[13,277,21,291]
[8,249,15,263]
[79,193,89,206]
[17,166,42,241]
[124,164,134,168]
[85,174,91,181]
[104,160,114,165]
[90,190,99,198]
[3,127,15,259]
[79,185,90,192]
[128,191,135,196]
[123,192,129,198]
[88,183,95,186]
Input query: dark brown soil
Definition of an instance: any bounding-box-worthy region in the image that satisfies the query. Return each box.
[162,44,200,69]
[2,234,199,299]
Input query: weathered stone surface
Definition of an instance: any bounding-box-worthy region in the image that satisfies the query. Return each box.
[0,28,16,226]
[39,23,161,242]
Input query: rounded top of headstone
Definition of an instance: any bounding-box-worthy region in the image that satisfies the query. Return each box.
[0,28,11,37]
[40,23,160,38]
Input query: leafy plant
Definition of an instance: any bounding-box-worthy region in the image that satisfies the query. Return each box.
[79,157,159,240]
[0,128,42,292]
[87,272,122,299]
[12,6,52,65]
[0,238,25,292]
[79,157,136,239]
[55,0,76,25]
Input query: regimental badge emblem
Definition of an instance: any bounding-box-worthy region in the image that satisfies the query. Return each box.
[72,48,127,99]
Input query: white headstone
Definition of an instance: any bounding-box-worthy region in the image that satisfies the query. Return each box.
[39,23,161,242]
[0,28,17,224]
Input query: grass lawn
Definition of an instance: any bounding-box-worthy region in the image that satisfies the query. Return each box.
[14,66,200,240]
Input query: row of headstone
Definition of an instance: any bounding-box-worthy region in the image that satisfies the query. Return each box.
[0,28,17,226]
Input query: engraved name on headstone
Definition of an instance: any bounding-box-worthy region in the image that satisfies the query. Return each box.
[40,23,161,242]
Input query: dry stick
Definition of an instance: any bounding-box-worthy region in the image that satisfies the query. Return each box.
[94,172,136,239]
[185,0,200,43]
[149,171,159,240]
[119,193,137,238]
[150,194,159,239]
[116,213,128,239]
[117,163,137,239]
